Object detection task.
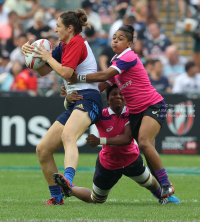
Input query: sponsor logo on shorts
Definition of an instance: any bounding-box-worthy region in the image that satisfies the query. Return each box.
[76,104,84,109]
[106,126,113,132]
[152,111,159,114]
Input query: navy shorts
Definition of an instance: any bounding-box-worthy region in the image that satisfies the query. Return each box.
[57,89,103,125]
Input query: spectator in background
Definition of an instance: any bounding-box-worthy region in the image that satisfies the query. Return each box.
[149,59,171,93]
[3,22,24,56]
[113,0,130,19]
[137,12,157,42]
[48,8,63,31]
[172,61,200,94]
[0,0,10,25]
[92,0,113,24]
[134,0,148,32]
[0,57,16,91]
[132,39,146,65]
[26,10,53,41]
[143,22,171,61]
[3,0,39,22]
[0,11,18,41]
[11,62,37,94]
[5,34,27,71]
[108,14,136,44]
[82,0,102,33]
[163,45,187,87]
[0,53,10,73]
[98,45,115,71]
[144,59,154,75]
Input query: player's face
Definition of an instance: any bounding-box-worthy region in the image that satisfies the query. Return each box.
[55,17,70,42]
[108,88,125,110]
[111,30,132,55]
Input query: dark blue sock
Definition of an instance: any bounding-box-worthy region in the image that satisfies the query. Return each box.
[152,187,161,199]
[64,167,75,186]
[49,185,63,203]
[155,168,170,186]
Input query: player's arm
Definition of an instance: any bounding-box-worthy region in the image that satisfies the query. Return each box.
[69,67,119,84]
[35,64,53,76]
[33,44,74,79]
[98,82,111,92]
[86,123,132,147]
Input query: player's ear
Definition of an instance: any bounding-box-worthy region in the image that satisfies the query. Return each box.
[127,41,132,48]
[68,25,74,33]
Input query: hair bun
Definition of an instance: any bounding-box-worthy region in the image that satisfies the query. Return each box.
[125,25,134,34]
[75,9,90,28]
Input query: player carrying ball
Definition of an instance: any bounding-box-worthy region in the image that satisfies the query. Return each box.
[21,9,103,205]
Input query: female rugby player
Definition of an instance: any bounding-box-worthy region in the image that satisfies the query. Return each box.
[21,9,102,205]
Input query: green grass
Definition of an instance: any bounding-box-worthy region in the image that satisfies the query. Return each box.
[0,154,200,222]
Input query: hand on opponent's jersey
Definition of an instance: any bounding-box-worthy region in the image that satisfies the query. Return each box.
[86,134,100,147]
[21,38,34,57]
[60,84,67,97]
[33,42,52,62]
[65,91,83,103]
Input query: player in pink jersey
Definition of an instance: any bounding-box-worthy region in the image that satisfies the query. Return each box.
[64,84,170,204]
[21,9,103,205]
[69,25,175,199]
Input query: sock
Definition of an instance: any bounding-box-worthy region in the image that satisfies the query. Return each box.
[155,168,170,186]
[64,167,76,186]
[152,186,162,199]
[49,185,63,203]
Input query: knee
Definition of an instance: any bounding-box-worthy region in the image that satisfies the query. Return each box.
[36,143,49,162]
[138,137,151,151]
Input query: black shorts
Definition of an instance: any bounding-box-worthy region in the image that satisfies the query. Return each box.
[93,155,145,191]
[129,100,166,141]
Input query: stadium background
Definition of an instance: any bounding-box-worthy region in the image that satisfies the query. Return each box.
[0,1,200,221]
[0,0,200,155]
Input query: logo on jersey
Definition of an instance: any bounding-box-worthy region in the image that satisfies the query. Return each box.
[76,104,84,109]
[106,126,113,132]
[166,101,195,135]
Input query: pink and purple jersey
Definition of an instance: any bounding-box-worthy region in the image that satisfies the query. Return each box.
[109,48,163,114]
[96,106,139,170]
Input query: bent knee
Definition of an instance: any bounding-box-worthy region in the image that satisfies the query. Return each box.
[36,143,50,160]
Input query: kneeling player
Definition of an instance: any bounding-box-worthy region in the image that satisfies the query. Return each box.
[61,84,180,204]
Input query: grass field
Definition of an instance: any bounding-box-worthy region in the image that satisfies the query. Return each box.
[0,153,200,222]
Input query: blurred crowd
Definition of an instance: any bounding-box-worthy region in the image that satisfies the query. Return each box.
[0,0,200,96]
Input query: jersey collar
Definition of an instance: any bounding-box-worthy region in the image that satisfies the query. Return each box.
[111,47,132,62]
[108,106,126,115]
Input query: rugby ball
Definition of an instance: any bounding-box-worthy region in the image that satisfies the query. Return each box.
[25,39,52,70]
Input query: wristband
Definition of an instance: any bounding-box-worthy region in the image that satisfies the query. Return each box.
[77,74,86,83]
[100,137,107,145]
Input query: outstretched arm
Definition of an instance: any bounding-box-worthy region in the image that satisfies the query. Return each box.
[87,123,133,147]
[69,67,119,84]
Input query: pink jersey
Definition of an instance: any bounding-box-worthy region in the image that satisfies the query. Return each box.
[109,48,163,114]
[96,106,139,170]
